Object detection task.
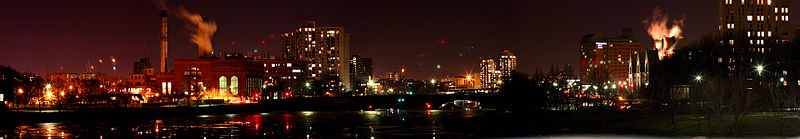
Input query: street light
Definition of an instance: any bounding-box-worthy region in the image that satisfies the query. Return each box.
[694,75,703,81]
[756,65,765,75]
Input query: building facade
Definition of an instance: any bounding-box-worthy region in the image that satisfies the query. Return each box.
[719,0,792,71]
[129,58,156,86]
[579,28,643,85]
[282,21,351,91]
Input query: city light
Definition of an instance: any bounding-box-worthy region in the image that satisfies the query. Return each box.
[18,89,23,94]
[694,75,702,81]
[45,84,52,89]
[756,65,765,74]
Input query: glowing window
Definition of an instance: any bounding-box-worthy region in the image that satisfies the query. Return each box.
[231,76,239,95]
[219,76,227,94]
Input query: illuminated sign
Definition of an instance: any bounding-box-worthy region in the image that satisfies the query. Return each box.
[596,42,608,49]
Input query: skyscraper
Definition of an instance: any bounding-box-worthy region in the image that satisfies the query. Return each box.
[498,50,517,79]
[282,21,351,91]
[579,28,643,85]
[480,58,501,88]
[719,0,792,73]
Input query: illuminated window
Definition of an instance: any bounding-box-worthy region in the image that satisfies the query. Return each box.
[219,76,227,94]
[162,82,167,93]
[167,82,172,94]
[747,15,753,21]
[231,76,239,95]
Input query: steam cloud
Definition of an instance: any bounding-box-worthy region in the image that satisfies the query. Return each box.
[643,7,684,60]
[177,7,217,57]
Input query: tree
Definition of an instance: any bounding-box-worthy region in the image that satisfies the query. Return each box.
[499,71,546,111]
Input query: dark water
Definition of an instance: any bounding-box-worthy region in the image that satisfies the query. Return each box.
[0,110,550,138]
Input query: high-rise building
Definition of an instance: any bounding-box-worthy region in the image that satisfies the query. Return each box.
[350,55,373,92]
[579,28,643,85]
[480,58,501,88]
[282,21,351,91]
[498,50,518,79]
[719,0,792,73]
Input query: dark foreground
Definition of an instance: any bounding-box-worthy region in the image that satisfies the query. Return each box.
[5,109,800,138]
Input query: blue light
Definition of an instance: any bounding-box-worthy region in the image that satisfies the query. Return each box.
[407,91,413,95]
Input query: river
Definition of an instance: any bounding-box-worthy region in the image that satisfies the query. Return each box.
[0,109,562,138]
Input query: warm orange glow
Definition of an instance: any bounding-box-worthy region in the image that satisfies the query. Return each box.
[18,89,23,94]
[645,7,683,60]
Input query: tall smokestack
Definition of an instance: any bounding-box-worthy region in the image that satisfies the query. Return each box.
[160,10,169,72]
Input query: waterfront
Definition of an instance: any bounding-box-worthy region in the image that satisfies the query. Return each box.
[2,110,542,138]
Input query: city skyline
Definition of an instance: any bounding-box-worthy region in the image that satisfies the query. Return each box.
[3,0,799,79]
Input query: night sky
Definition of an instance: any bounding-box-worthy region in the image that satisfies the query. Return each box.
[2,0,798,79]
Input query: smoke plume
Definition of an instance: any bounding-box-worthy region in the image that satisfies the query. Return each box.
[177,7,217,57]
[151,0,168,10]
[643,7,684,60]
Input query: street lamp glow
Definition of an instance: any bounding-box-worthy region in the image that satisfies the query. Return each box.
[552,83,558,87]
[18,89,23,94]
[45,84,52,89]
[695,75,702,81]
[756,65,764,72]
[431,79,436,84]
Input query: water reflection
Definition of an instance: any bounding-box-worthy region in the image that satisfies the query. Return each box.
[3,110,503,138]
